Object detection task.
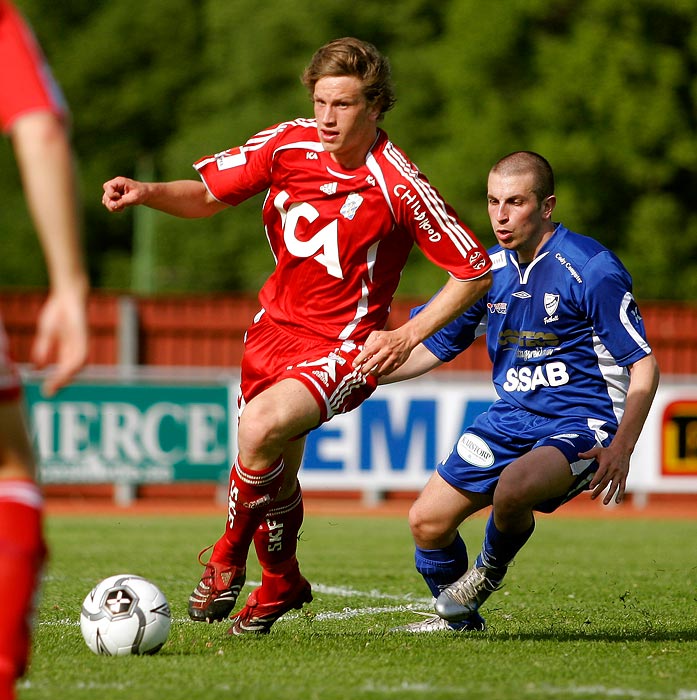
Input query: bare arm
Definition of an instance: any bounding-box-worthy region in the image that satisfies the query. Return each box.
[102,176,227,218]
[355,273,491,377]
[580,353,660,504]
[10,111,89,396]
[379,343,444,384]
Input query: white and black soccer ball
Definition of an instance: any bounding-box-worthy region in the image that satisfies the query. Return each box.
[80,574,171,656]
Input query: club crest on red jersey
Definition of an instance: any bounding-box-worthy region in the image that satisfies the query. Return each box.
[340,193,363,220]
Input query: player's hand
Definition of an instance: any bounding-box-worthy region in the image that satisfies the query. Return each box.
[354,329,416,377]
[31,287,88,397]
[102,177,147,212]
[579,443,631,505]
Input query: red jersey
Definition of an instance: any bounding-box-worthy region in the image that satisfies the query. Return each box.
[0,0,67,132]
[194,120,491,343]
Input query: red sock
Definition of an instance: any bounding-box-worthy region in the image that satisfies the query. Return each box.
[0,481,47,698]
[253,482,304,572]
[252,483,305,602]
[255,558,303,605]
[210,457,284,568]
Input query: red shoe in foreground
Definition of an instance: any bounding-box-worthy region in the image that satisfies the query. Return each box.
[188,548,246,622]
[227,576,312,635]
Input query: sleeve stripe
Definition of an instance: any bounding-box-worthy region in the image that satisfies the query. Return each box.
[243,119,317,152]
[197,120,320,169]
[619,293,652,354]
[382,142,481,258]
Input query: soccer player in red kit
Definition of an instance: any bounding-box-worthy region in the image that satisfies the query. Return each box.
[0,2,88,697]
[102,37,492,636]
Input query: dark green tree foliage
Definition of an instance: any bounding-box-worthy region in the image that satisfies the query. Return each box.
[2,0,695,300]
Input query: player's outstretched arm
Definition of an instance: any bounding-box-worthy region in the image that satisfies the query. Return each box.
[102,177,227,218]
[379,344,443,385]
[355,273,491,377]
[581,353,660,505]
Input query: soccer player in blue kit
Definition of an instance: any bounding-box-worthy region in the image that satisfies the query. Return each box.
[382,151,660,632]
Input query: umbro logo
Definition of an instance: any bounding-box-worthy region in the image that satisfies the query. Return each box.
[320,182,338,195]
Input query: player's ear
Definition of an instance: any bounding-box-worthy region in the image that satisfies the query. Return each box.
[542,195,556,218]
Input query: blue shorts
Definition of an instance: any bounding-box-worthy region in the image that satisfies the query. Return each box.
[437,401,613,513]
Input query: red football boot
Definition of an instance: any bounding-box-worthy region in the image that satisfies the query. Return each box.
[227,575,312,635]
[188,547,246,622]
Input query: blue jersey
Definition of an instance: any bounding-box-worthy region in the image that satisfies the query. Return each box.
[419,224,652,433]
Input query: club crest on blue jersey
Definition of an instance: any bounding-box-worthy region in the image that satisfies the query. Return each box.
[544,293,559,316]
[543,293,560,324]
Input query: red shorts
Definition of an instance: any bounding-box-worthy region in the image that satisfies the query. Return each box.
[0,0,67,132]
[240,310,378,425]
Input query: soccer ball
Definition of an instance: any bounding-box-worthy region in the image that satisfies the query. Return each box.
[80,574,171,656]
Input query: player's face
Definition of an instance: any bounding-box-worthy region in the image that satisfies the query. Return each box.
[313,75,380,169]
[487,171,555,262]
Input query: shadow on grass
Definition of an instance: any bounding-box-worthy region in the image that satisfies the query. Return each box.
[214,624,697,644]
[467,628,697,643]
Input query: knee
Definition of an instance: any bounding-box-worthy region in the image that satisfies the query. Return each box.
[492,474,533,524]
[237,401,282,456]
[408,503,451,548]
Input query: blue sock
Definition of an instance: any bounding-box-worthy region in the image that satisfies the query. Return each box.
[415,533,469,598]
[476,513,535,576]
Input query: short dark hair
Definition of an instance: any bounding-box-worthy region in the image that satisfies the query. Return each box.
[301,37,396,118]
[491,151,555,204]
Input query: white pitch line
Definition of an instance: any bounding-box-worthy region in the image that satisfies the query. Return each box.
[244,579,429,603]
[281,603,426,622]
[37,617,79,627]
[528,685,697,700]
[359,683,697,699]
[361,681,435,694]
[308,582,430,606]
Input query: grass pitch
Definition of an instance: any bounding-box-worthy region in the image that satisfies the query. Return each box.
[20,510,697,700]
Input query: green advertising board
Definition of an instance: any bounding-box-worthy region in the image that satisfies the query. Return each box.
[24,381,232,484]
